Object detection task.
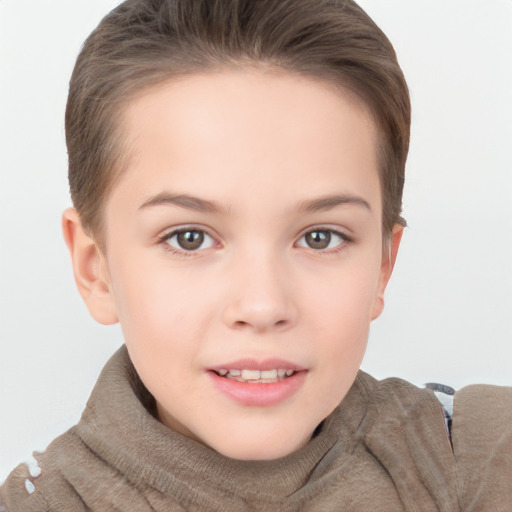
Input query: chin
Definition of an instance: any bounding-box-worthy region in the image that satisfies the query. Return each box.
[210,429,312,461]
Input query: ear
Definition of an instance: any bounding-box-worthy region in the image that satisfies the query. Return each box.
[371,224,404,320]
[62,208,119,325]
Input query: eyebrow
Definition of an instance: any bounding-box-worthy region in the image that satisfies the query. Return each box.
[139,192,231,214]
[139,192,371,214]
[297,194,371,214]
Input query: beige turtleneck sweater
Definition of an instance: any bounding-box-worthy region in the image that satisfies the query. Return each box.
[2,346,511,511]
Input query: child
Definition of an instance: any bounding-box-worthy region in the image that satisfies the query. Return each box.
[1,0,511,510]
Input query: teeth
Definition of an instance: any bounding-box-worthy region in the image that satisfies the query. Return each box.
[217,368,296,382]
[242,369,261,380]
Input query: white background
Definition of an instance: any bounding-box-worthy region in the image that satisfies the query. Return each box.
[1,0,511,480]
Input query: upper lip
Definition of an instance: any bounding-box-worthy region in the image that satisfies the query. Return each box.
[208,358,306,372]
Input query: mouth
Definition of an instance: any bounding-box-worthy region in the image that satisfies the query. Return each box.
[207,361,307,406]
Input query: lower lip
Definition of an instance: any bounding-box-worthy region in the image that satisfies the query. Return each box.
[207,371,307,407]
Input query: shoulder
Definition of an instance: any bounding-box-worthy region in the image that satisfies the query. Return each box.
[453,383,512,434]
[452,383,512,460]
[0,456,49,512]
[0,427,84,512]
[357,374,512,509]
[452,383,512,510]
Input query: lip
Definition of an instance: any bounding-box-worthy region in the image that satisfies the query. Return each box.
[207,369,307,407]
[209,358,305,372]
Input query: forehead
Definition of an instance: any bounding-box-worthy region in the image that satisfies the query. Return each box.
[111,69,381,217]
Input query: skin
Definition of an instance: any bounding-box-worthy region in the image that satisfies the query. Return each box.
[63,69,402,460]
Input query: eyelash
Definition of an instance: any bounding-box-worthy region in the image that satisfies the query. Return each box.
[296,227,353,255]
[157,227,218,258]
[157,226,353,258]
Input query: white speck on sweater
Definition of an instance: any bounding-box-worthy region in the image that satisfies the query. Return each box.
[26,456,42,478]
[25,479,35,495]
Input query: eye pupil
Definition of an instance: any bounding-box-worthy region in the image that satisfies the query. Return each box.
[177,230,204,250]
[306,230,331,249]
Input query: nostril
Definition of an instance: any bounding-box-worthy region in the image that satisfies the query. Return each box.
[233,319,288,330]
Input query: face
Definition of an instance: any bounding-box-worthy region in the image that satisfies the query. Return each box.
[76,69,399,460]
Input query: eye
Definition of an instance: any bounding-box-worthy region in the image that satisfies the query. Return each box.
[296,228,349,251]
[162,228,216,252]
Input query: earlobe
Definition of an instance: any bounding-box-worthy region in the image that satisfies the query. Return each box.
[62,208,119,325]
[371,224,404,320]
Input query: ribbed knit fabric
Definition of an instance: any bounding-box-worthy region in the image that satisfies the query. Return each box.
[2,346,511,511]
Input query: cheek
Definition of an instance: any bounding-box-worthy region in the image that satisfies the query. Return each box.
[109,262,212,395]
[301,278,373,418]
[108,254,214,348]
[301,258,381,383]
[306,260,382,328]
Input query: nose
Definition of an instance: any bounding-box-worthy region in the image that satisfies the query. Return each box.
[222,249,299,333]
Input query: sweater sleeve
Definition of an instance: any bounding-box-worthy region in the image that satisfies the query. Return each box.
[451,384,512,511]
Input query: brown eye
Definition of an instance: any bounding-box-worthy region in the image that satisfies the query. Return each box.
[297,229,347,251]
[305,230,331,249]
[177,230,204,250]
[165,229,215,252]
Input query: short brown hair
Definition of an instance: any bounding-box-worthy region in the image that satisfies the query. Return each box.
[66,0,410,246]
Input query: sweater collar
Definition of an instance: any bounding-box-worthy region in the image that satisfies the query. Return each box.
[76,345,370,501]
